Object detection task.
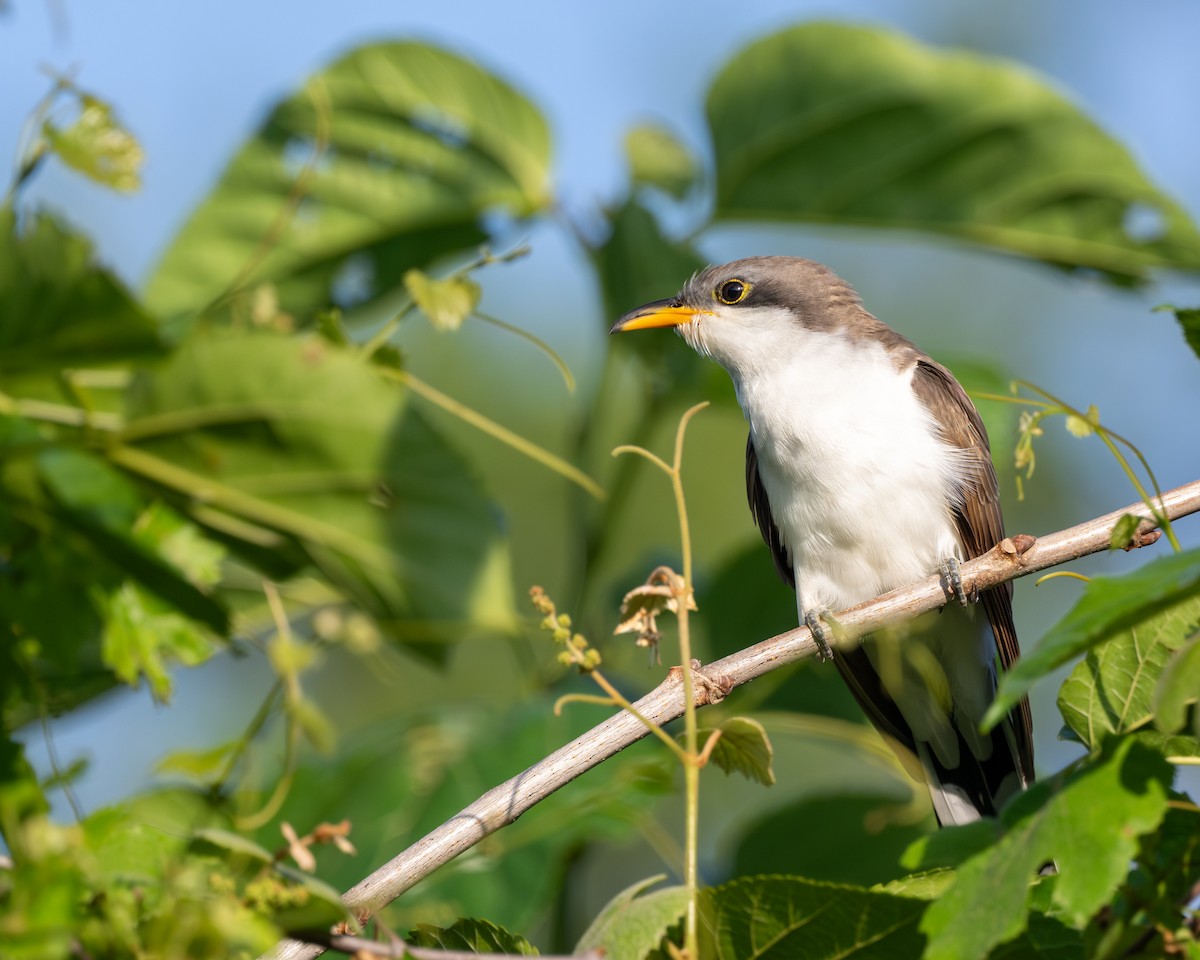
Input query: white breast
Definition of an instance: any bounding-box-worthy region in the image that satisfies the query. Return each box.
[732,330,965,612]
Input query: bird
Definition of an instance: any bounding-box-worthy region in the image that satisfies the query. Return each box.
[609,255,1033,826]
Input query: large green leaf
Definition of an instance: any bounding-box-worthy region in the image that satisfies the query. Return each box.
[920,737,1172,959]
[986,548,1200,727]
[144,42,551,324]
[700,876,926,959]
[0,206,161,371]
[1058,594,1200,749]
[575,877,688,960]
[707,23,1200,283]
[116,330,515,654]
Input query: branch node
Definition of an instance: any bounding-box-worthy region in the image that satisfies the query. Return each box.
[1124,525,1162,551]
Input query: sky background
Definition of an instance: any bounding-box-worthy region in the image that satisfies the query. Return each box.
[5,0,1200,821]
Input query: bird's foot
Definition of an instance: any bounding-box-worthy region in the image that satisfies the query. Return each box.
[804,609,837,662]
[938,557,974,607]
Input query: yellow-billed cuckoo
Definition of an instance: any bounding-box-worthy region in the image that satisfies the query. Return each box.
[610,256,1033,825]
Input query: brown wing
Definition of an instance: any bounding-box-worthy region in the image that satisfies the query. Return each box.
[911,359,1035,780]
[746,434,921,765]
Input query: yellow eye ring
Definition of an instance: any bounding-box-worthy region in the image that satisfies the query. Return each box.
[716,278,751,305]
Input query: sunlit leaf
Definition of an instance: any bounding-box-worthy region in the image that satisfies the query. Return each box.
[43,92,144,192]
[708,23,1200,283]
[986,548,1200,728]
[1154,631,1200,734]
[920,737,1171,959]
[697,715,775,785]
[625,123,698,199]
[575,877,687,960]
[1057,594,1200,749]
[144,41,551,324]
[404,268,481,331]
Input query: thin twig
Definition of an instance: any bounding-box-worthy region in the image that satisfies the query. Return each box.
[322,934,602,959]
[268,478,1200,960]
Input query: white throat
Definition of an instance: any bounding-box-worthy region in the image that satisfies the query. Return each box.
[694,317,967,612]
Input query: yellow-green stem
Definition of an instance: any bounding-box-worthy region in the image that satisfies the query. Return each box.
[671,402,707,959]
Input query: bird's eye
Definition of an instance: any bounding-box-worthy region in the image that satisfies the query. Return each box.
[716,278,750,305]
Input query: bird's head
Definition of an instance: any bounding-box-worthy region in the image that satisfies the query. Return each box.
[609,256,871,379]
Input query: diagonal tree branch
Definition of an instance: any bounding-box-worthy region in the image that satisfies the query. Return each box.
[270,479,1200,960]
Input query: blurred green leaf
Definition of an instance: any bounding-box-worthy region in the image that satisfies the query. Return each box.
[900,819,997,872]
[592,198,730,405]
[43,92,143,192]
[409,918,538,954]
[1109,512,1141,550]
[736,793,930,886]
[625,123,698,199]
[156,740,239,782]
[575,877,687,960]
[697,716,775,785]
[1058,595,1200,749]
[700,875,925,959]
[920,737,1171,959]
[98,581,220,701]
[192,827,275,864]
[0,206,161,371]
[253,702,673,934]
[144,41,551,324]
[37,447,230,636]
[404,268,481,331]
[708,23,1200,283]
[1154,631,1200,733]
[118,329,516,656]
[986,548,1200,728]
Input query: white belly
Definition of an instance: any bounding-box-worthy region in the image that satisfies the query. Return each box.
[736,334,965,613]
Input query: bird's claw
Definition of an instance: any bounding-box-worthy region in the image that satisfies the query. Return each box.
[804,610,835,662]
[939,557,973,607]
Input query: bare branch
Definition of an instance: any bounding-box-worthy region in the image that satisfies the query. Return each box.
[269,479,1200,960]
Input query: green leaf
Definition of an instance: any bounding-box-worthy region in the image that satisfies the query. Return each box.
[0,206,161,371]
[156,741,239,782]
[1155,631,1200,733]
[986,548,1200,728]
[191,827,274,864]
[1156,304,1200,361]
[1109,513,1142,550]
[403,268,481,331]
[37,447,230,636]
[591,198,729,404]
[920,737,1172,959]
[900,819,999,872]
[625,123,698,199]
[43,91,144,192]
[144,41,551,324]
[707,23,1200,283]
[118,329,516,656]
[408,918,538,955]
[1058,594,1200,749]
[698,716,775,785]
[575,876,688,960]
[98,581,221,701]
[700,875,926,959]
